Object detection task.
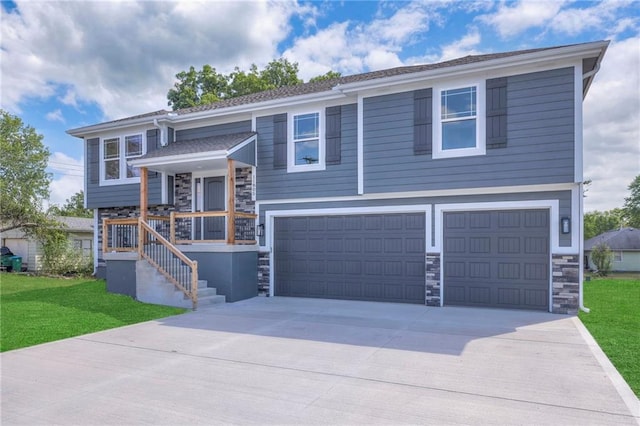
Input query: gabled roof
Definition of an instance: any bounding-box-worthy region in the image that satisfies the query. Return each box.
[67,40,609,137]
[138,131,256,160]
[54,216,94,232]
[584,228,640,251]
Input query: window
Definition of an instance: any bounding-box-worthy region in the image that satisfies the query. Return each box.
[613,251,623,262]
[288,111,324,172]
[101,133,145,184]
[433,82,485,159]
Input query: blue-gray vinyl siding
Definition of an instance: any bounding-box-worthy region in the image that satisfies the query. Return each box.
[175,120,251,141]
[85,121,252,209]
[258,190,573,248]
[256,104,358,200]
[85,136,164,209]
[364,67,576,193]
[229,140,256,166]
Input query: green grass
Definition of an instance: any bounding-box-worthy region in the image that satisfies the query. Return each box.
[579,277,640,397]
[0,273,186,352]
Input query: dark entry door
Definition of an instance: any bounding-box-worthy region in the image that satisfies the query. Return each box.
[203,177,225,240]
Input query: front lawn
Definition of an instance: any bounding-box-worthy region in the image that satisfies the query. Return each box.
[0,273,185,352]
[579,277,640,397]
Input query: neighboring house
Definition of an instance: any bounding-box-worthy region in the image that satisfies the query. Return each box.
[584,228,640,272]
[68,41,608,314]
[1,216,94,271]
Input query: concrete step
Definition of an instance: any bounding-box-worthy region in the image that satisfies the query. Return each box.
[197,294,226,306]
[197,287,217,297]
[197,280,208,289]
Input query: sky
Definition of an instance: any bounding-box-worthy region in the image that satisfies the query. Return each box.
[1,0,638,212]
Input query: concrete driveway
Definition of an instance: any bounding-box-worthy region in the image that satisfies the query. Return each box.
[2,297,639,425]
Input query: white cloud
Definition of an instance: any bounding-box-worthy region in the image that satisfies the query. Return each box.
[47,152,84,207]
[583,36,640,212]
[283,1,446,79]
[1,0,305,120]
[481,0,568,38]
[45,109,64,123]
[548,0,637,37]
[438,28,482,61]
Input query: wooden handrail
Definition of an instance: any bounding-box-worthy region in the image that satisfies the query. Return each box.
[139,220,196,267]
[139,219,198,309]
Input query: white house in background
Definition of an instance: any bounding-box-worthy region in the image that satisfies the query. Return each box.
[1,216,94,271]
[584,228,640,272]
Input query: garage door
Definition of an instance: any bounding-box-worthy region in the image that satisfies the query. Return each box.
[274,213,425,303]
[443,209,550,310]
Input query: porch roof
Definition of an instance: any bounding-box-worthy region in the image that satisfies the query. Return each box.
[130,131,256,173]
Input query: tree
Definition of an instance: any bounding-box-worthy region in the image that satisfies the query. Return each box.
[0,110,51,233]
[48,191,92,218]
[622,174,640,228]
[583,209,625,240]
[260,58,302,88]
[590,243,613,276]
[308,70,342,83]
[167,58,334,110]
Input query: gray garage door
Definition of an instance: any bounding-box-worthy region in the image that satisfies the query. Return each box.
[274,213,425,304]
[443,209,550,310]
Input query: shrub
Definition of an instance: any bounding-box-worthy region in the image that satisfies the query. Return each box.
[591,243,613,276]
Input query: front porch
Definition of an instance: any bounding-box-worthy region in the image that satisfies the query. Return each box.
[99,149,260,309]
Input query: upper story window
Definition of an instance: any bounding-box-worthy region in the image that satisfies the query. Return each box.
[101,133,145,184]
[433,81,485,159]
[288,111,325,172]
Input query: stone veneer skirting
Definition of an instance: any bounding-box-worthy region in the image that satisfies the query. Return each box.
[425,253,441,306]
[552,254,580,314]
[258,251,270,295]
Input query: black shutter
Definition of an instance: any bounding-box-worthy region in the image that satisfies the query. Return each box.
[87,138,99,184]
[414,88,432,155]
[486,78,508,149]
[146,129,159,152]
[325,106,342,165]
[273,113,287,169]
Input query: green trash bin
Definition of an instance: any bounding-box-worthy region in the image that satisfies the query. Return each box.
[10,256,22,272]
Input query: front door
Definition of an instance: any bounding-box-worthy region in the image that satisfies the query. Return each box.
[203,177,225,240]
[194,176,225,241]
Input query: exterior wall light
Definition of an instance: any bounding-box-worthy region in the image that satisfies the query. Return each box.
[256,223,265,237]
[561,217,571,234]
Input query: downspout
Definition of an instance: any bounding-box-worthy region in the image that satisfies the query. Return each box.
[153,119,168,146]
[578,181,589,313]
[579,63,601,313]
[582,62,600,80]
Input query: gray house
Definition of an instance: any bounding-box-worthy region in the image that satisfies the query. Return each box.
[585,228,640,272]
[68,40,608,314]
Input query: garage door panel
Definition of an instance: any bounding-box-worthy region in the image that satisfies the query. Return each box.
[525,237,548,254]
[469,287,491,304]
[406,238,424,253]
[275,214,425,304]
[444,209,549,310]
[524,289,547,307]
[470,212,492,228]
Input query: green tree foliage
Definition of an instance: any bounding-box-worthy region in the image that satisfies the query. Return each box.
[623,174,640,228]
[583,209,626,240]
[591,243,613,276]
[0,110,51,233]
[308,70,342,83]
[48,191,92,218]
[167,58,334,110]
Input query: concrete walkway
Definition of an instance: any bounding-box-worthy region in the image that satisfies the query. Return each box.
[2,297,639,425]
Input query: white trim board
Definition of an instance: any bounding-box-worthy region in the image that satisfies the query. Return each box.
[256,182,576,208]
